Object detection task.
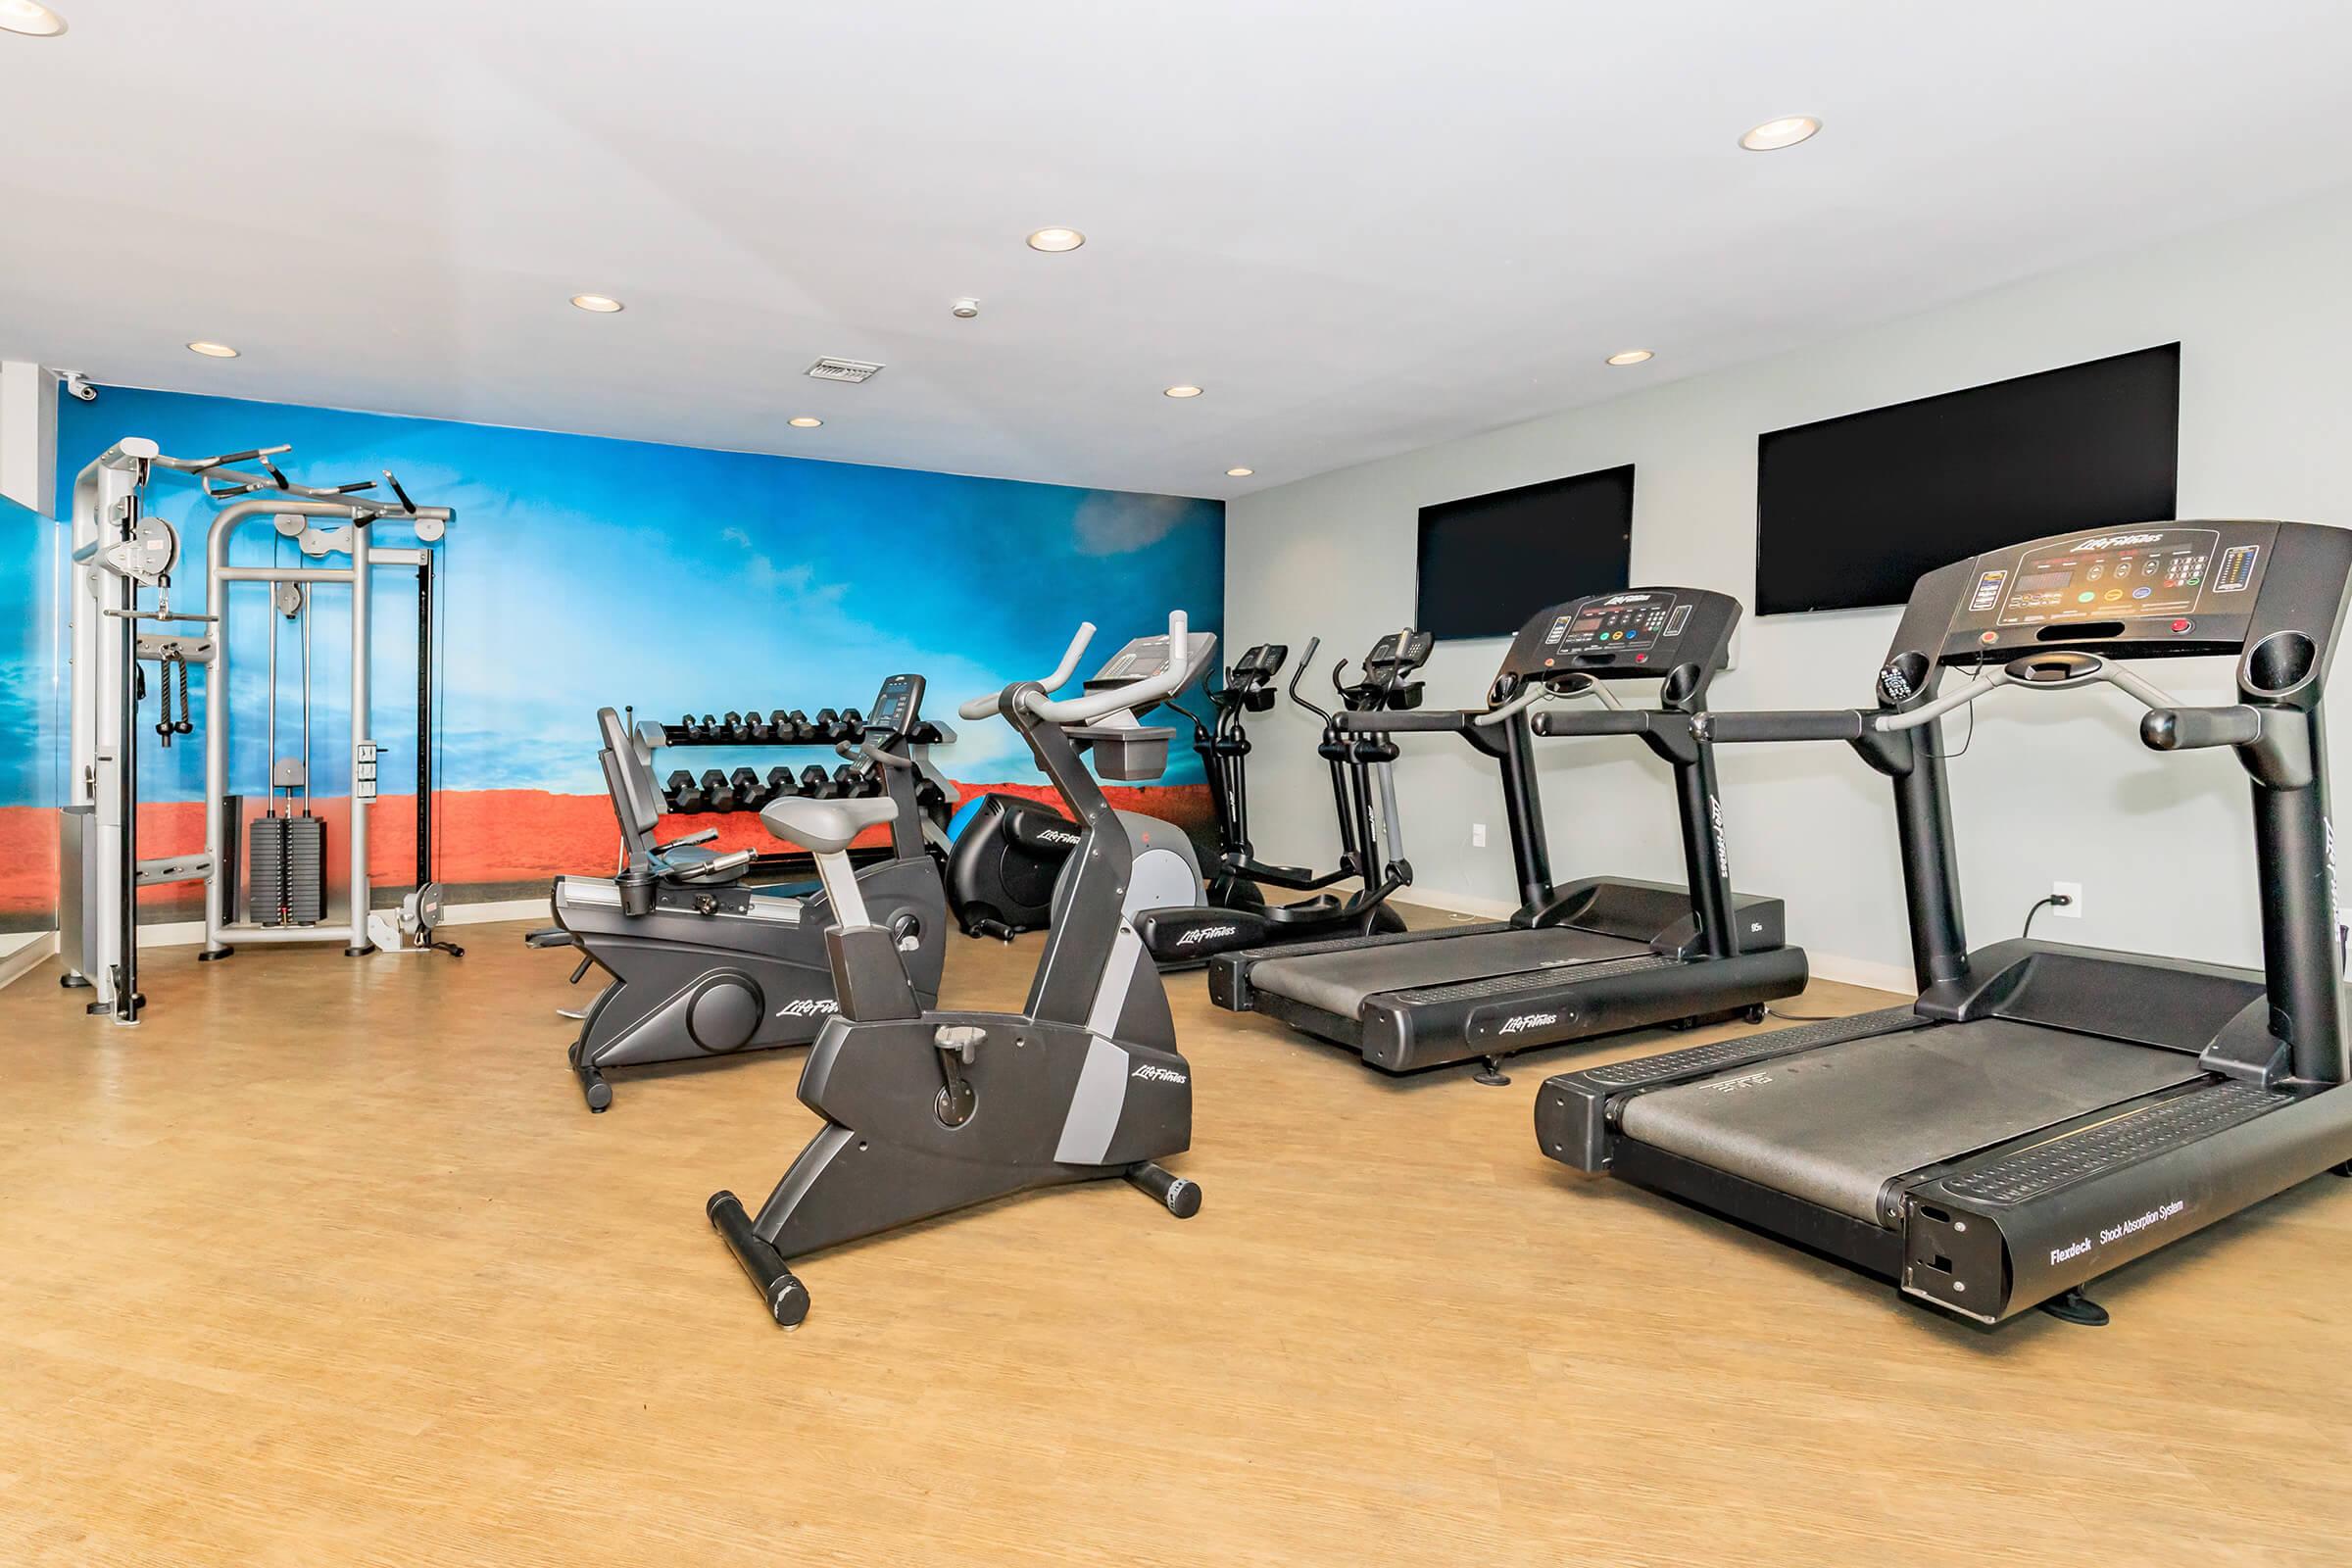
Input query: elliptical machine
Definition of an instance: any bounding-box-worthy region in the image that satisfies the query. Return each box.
[549,676,949,1110]
[708,616,1209,1328]
[1138,628,1428,963]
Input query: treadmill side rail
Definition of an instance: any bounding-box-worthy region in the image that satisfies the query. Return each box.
[1902,1079,2349,1322]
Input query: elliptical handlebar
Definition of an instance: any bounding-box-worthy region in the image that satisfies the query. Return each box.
[957,612,1196,727]
[1285,636,1333,723]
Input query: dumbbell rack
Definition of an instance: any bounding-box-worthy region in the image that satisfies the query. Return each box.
[655,706,954,877]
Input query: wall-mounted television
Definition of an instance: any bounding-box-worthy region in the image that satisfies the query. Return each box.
[1754,344,2180,616]
[1416,465,1634,640]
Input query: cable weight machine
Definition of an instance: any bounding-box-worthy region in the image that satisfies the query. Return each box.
[60,437,459,1026]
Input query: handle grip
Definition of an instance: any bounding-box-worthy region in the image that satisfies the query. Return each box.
[2142,704,2264,752]
[1704,710,1869,743]
[1531,710,1654,737]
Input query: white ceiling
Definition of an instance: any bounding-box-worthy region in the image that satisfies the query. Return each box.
[7,1,2352,499]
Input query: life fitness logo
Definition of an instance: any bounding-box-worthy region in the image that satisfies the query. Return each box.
[1035,828,1079,848]
[1130,1062,1189,1085]
[1496,1011,1559,1036]
[1599,593,1654,606]
[778,998,839,1018]
[2067,532,2166,552]
[1176,924,1240,948]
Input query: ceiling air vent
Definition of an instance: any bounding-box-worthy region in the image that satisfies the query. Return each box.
[806,357,885,384]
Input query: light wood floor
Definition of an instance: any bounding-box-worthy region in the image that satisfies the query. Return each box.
[3,913,2348,1567]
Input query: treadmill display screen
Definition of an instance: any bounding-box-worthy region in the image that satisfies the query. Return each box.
[1544,592,1681,655]
[1977,527,2254,627]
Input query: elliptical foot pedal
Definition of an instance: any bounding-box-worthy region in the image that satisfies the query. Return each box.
[1473,1056,1512,1088]
[709,1190,811,1327]
[1126,1161,1201,1218]
[2039,1287,2110,1326]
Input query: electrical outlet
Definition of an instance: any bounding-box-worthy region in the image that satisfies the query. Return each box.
[1470,822,1488,849]
[2052,880,2083,918]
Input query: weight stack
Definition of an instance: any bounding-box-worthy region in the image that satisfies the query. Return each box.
[247,814,328,926]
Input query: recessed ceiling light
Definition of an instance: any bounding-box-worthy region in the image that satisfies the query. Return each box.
[0,1,67,37]
[1605,349,1654,367]
[1163,385,1203,399]
[1740,116,1821,152]
[186,341,239,359]
[569,293,624,313]
[787,416,823,428]
[1026,227,1086,253]
[1225,467,1253,477]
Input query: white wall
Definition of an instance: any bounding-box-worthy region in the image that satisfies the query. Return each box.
[0,361,58,513]
[1226,184,2352,990]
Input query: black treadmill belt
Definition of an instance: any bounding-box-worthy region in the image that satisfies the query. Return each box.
[1617,1019,2204,1226]
[1245,927,1649,1021]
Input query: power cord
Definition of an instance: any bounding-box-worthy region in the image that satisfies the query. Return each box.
[2022,891,2074,939]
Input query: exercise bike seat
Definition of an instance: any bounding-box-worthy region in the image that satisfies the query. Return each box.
[761,795,900,855]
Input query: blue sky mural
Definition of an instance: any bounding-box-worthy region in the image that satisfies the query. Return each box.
[44,386,1225,809]
[0,492,65,808]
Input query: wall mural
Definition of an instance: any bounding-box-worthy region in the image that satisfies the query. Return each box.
[0,386,1222,928]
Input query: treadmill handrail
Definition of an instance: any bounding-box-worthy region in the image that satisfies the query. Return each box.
[1331,709,1474,733]
[1690,657,2191,745]
[1531,710,1657,738]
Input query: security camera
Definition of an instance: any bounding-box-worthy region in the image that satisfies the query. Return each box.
[951,298,981,319]
[61,370,97,403]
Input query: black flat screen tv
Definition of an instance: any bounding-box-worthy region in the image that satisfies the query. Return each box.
[1416,465,1634,640]
[1754,343,2180,615]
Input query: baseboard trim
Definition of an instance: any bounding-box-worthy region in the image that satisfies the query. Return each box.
[1395,885,1914,998]
[0,929,61,991]
[1800,953,1916,997]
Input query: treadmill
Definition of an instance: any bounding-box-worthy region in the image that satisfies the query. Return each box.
[1210,587,1807,1084]
[1537,521,2352,1327]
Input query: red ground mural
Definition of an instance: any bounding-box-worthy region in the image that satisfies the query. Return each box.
[0,782,1211,919]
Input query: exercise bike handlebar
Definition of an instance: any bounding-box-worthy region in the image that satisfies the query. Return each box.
[959,621,1100,720]
[1031,612,1195,724]
[961,612,1196,727]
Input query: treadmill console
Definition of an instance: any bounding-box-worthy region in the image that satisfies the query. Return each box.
[1927,522,2286,664]
[1495,588,1740,684]
[864,672,925,738]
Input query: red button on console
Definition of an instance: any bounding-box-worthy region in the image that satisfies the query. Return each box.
[2172,618,2192,633]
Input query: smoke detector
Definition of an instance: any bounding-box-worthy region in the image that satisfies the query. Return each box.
[951,298,981,319]
[806,357,885,384]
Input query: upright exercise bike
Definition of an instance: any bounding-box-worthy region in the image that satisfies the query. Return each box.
[708,620,1209,1328]
[550,677,949,1110]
